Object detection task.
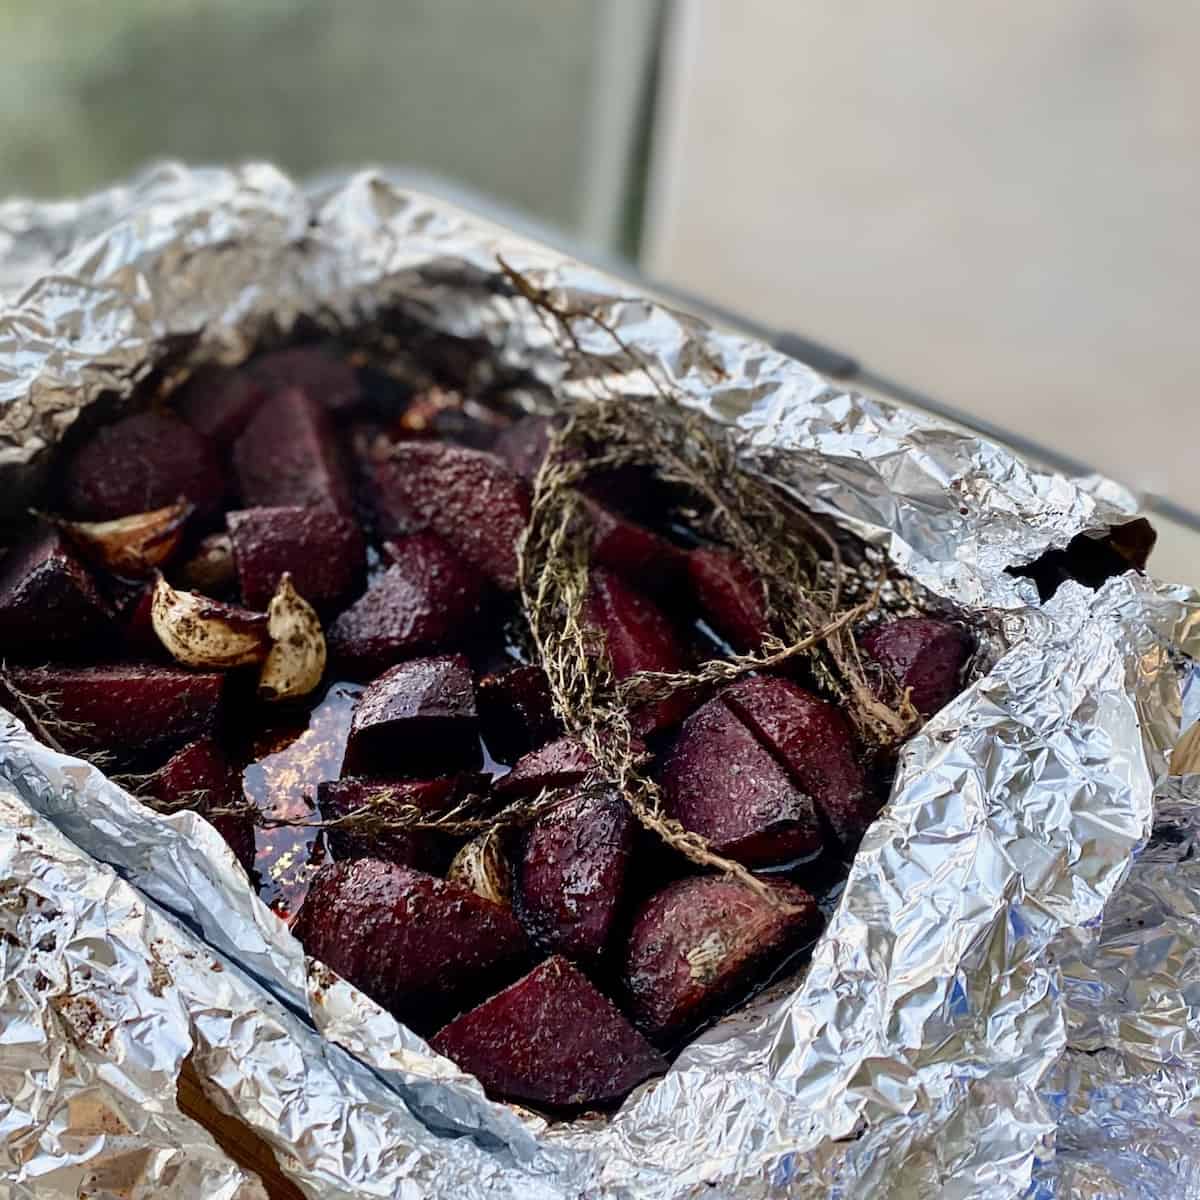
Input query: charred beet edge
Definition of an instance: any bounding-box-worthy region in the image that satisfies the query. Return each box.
[62,410,225,521]
[659,694,821,867]
[623,875,820,1042]
[294,858,529,1030]
[0,524,111,659]
[861,616,973,718]
[343,654,480,776]
[1,664,223,767]
[720,676,875,848]
[327,533,484,678]
[431,956,665,1110]
[227,505,365,613]
[475,664,560,763]
[515,787,634,962]
[233,387,355,514]
[140,737,255,872]
[369,442,530,590]
[494,735,596,798]
[317,775,472,870]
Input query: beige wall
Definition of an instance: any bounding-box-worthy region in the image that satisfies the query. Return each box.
[646,0,1200,544]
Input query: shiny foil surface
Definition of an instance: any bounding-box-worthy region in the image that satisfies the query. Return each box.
[1,163,1197,1198]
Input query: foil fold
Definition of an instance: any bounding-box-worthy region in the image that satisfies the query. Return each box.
[0,163,1195,1198]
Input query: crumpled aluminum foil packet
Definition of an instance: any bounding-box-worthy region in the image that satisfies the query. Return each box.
[1,162,1197,1199]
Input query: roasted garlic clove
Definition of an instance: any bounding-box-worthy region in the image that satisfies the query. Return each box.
[257,573,326,701]
[447,827,512,909]
[150,574,270,668]
[51,499,192,577]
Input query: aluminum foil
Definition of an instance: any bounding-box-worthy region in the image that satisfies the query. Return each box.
[1,162,1197,1199]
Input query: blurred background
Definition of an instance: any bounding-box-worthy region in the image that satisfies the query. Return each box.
[2,0,1197,576]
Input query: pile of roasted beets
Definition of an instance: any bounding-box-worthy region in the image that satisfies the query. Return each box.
[0,344,972,1113]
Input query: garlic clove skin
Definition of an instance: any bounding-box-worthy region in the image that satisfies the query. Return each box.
[52,499,193,577]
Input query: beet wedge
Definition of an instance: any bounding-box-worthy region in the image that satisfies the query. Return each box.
[174,365,266,446]
[475,664,560,763]
[61,410,225,520]
[2,664,223,768]
[494,736,595,798]
[344,654,480,776]
[687,547,770,651]
[317,775,470,870]
[247,346,362,415]
[328,533,484,678]
[227,505,365,612]
[369,442,529,590]
[232,387,354,514]
[516,788,634,962]
[140,737,255,873]
[293,859,529,1029]
[623,875,819,1042]
[658,694,821,867]
[861,616,973,718]
[584,568,693,734]
[0,525,110,660]
[583,498,686,593]
[721,676,873,848]
[431,956,665,1110]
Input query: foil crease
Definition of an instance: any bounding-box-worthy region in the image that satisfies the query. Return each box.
[0,162,1195,1198]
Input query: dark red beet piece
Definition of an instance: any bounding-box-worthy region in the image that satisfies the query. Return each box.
[688,547,770,651]
[327,533,484,678]
[475,664,560,763]
[344,655,480,776]
[248,347,362,415]
[174,365,266,445]
[584,568,693,734]
[227,505,365,612]
[232,387,354,514]
[431,956,665,1110]
[492,414,553,480]
[317,776,467,869]
[118,579,162,658]
[721,676,873,847]
[623,875,819,1042]
[2,664,223,767]
[583,498,687,592]
[369,442,530,590]
[516,788,634,962]
[62,410,225,520]
[494,736,595,798]
[0,525,110,660]
[861,616,973,718]
[140,738,255,873]
[293,859,529,1028]
[659,695,821,867]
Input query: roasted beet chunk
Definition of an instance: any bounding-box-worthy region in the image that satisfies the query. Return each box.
[174,365,266,446]
[247,347,362,415]
[62,410,224,520]
[293,859,529,1028]
[493,413,554,480]
[475,664,560,762]
[494,735,595,798]
[431,956,665,1110]
[516,788,634,962]
[688,548,770,651]
[721,676,873,847]
[583,498,686,591]
[227,506,365,612]
[140,738,254,872]
[369,443,530,590]
[861,616,973,718]
[232,387,354,514]
[2,664,222,767]
[327,533,483,677]
[317,776,467,869]
[344,655,479,776]
[623,876,819,1042]
[0,525,110,659]
[659,695,820,867]
[584,568,693,734]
